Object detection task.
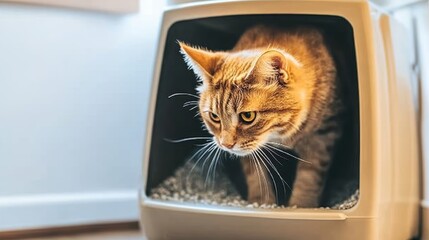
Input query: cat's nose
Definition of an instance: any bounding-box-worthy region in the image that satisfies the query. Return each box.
[220,131,236,149]
[221,141,235,149]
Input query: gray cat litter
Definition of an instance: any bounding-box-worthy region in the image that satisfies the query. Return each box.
[150,162,358,210]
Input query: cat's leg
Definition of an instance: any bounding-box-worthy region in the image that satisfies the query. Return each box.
[288,132,337,207]
[240,156,276,204]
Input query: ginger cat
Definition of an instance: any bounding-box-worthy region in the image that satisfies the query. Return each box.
[179,25,342,207]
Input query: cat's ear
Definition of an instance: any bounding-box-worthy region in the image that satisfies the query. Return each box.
[249,50,293,85]
[179,41,223,82]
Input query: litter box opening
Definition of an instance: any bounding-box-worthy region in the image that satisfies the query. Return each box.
[145,14,360,209]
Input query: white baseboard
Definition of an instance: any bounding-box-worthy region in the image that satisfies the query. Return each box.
[0,190,139,231]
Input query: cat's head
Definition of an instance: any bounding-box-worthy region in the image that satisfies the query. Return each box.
[179,42,310,156]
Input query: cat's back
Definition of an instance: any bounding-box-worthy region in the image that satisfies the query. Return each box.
[233,25,327,57]
[234,25,335,85]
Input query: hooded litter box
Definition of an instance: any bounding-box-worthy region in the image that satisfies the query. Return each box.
[140,0,420,239]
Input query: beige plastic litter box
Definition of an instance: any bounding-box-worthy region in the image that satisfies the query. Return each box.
[139,0,420,239]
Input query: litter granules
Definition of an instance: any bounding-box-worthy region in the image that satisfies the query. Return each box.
[150,161,358,210]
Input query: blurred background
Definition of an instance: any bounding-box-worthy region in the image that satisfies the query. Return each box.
[0,0,427,238]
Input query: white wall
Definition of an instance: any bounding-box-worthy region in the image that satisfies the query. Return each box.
[0,0,165,230]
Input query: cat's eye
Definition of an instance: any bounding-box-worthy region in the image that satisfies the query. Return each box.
[239,111,256,123]
[209,112,221,123]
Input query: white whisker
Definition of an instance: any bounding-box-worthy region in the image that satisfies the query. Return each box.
[206,147,221,189]
[266,141,293,149]
[205,147,217,188]
[168,92,199,99]
[165,137,212,143]
[194,142,212,146]
[201,144,218,175]
[258,148,291,192]
[250,155,263,203]
[261,146,283,166]
[183,100,199,107]
[255,149,278,203]
[186,141,217,185]
[211,149,221,188]
[188,105,199,111]
[252,152,270,203]
[266,142,311,164]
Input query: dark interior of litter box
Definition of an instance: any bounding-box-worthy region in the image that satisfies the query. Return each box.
[146,15,360,207]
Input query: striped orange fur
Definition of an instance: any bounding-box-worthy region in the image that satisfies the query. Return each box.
[180,25,343,207]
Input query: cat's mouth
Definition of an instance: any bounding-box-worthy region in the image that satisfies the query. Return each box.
[214,138,258,156]
[217,144,253,156]
[224,148,251,156]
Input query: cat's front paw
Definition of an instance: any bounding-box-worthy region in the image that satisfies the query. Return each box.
[247,190,276,205]
[288,195,319,208]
